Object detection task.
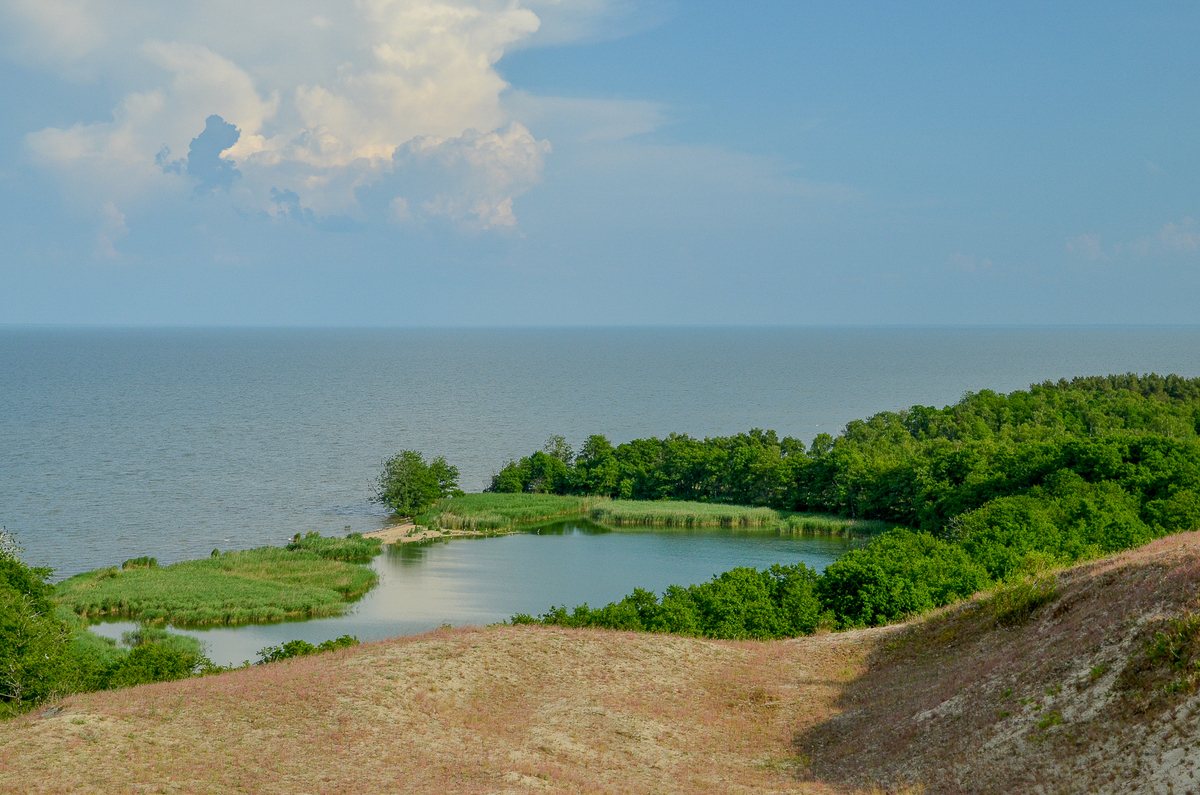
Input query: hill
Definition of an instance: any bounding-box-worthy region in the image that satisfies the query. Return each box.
[5,533,1200,793]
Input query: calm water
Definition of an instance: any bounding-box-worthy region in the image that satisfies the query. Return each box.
[3,326,1200,578]
[90,521,859,667]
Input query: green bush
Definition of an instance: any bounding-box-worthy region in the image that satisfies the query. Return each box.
[257,634,359,664]
[0,533,74,717]
[523,563,822,641]
[816,530,989,628]
[990,576,1059,628]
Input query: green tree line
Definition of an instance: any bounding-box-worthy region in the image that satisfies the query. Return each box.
[502,374,1200,637]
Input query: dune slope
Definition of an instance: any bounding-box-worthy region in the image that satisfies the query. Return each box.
[5,533,1200,794]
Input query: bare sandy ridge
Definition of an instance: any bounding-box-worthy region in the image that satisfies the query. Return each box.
[6,533,1200,794]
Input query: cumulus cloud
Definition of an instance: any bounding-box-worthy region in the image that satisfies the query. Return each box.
[12,0,558,230]
[375,123,551,228]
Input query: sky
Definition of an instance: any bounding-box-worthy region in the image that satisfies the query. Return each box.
[0,1,1197,326]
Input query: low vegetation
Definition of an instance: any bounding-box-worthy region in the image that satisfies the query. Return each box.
[588,499,778,527]
[414,492,886,537]
[286,531,382,563]
[54,539,379,627]
[415,492,604,532]
[256,634,359,665]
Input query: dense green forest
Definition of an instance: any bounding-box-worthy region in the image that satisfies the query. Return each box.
[503,374,1200,636]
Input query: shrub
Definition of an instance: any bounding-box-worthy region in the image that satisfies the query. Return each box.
[257,634,359,665]
[816,529,989,628]
[989,576,1058,628]
[0,532,73,716]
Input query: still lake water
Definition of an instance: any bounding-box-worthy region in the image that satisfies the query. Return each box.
[89,522,859,666]
[3,326,1199,659]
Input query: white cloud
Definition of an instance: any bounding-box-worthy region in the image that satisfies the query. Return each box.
[1,0,107,69]
[391,123,552,228]
[95,201,128,259]
[12,0,559,228]
[1158,217,1198,252]
[948,253,993,273]
[1065,233,1108,261]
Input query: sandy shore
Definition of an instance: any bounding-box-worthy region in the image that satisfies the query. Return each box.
[362,522,511,545]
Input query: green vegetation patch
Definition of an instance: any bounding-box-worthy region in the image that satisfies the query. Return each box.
[514,563,825,641]
[54,545,378,627]
[256,634,360,665]
[417,492,603,532]
[1119,613,1200,704]
[989,575,1059,628]
[287,531,382,563]
[589,499,779,527]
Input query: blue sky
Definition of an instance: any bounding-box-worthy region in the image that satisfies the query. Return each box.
[1,1,1197,325]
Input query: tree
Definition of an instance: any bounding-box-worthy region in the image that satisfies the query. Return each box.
[0,529,72,716]
[374,451,463,516]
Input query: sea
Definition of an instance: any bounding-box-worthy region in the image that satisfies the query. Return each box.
[3,326,1198,663]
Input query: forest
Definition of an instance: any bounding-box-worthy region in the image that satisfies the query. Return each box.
[498,374,1200,635]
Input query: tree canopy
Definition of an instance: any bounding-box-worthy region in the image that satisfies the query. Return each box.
[374,450,464,517]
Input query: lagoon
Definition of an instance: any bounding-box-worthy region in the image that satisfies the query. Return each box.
[89,521,860,667]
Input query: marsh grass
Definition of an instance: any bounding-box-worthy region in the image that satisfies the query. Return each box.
[287,531,382,563]
[416,493,604,531]
[415,493,890,539]
[779,512,894,536]
[590,500,778,527]
[53,547,378,627]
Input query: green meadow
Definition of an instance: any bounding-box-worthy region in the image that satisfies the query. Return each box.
[54,543,380,627]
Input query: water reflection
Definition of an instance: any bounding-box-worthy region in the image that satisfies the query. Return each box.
[89,524,862,666]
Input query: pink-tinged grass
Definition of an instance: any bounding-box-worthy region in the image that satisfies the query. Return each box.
[1,624,876,795]
[12,534,1200,794]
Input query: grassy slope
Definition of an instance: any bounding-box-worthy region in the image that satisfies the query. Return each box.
[10,535,1200,793]
[53,547,378,626]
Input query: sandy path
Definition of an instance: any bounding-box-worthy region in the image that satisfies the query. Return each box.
[363,522,510,544]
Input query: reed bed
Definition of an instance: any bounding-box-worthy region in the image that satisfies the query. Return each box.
[417,493,605,532]
[287,531,382,563]
[779,513,896,537]
[589,499,780,527]
[53,547,378,627]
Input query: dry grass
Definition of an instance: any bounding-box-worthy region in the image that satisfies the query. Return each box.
[0,625,880,795]
[10,533,1200,793]
[798,530,1200,793]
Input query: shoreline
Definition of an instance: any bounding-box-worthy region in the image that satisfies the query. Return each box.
[362,522,513,545]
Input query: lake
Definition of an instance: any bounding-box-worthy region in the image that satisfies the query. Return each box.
[88,520,860,667]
